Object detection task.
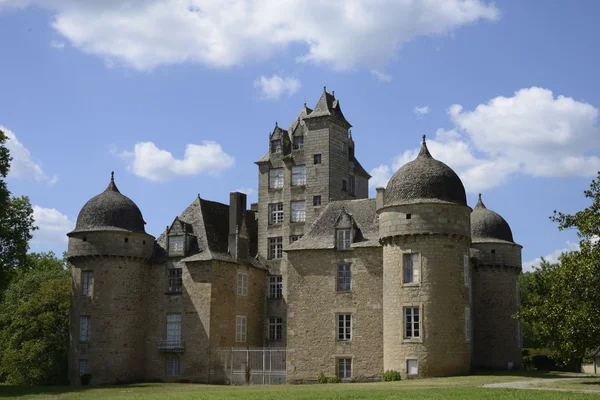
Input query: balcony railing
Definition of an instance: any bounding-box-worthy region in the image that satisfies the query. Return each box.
[157,339,185,353]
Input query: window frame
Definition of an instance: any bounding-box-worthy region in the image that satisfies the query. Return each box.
[237,271,248,296]
[337,264,351,292]
[348,175,355,196]
[79,315,91,343]
[403,307,420,339]
[291,165,306,186]
[465,306,472,342]
[407,359,419,376]
[289,235,303,244]
[313,154,322,164]
[236,315,247,343]
[292,135,304,150]
[464,254,469,286]
[290,200,306,222]
[166,356,180,377]
[337,314,352,341]
[403,253,420,285]
[167,268,183,294]
[168,235,185,256]
[268,275,283,299]
[268,237,283,259]
[166,313,182,345]
[81,270,92,297]
[268,317,283,340]
[270,139,282,153]
[268,203,284,225]
[336,229,352,250]
[337,358,352,379]
[269,168,284,189]
[313,195,322,207]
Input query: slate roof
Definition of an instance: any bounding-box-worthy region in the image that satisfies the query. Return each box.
[288,104,313,134]
[305,87,351,127]
[70,172,147,234]
[153,196,263,267]
[471,194,516,244]
[384,136,467,207]
[287,198,380,250]
[352,156,371,178]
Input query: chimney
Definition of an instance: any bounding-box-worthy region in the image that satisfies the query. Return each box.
[376,187,385,211]
[228,191,248,261]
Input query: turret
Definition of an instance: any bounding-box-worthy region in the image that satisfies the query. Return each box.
[470,193,522,370]
[378,135,472,377]
[67,172,154,385]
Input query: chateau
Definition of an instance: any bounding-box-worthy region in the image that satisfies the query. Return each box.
[68,88,522,385]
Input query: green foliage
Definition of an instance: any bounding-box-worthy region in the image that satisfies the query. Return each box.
[381,370,401,381]
[316,373,341,383]
[0,252,71,385]
[327,377,341,383]
[517,171,600,367]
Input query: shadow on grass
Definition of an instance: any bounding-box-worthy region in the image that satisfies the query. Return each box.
[0,385,81,398]
[471,369,584,380]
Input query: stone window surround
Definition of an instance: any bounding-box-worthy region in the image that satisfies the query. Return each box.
[336,263,352,292]
[402,303,423,344]
[405,357,419,376]
[336,357,352,379]
[290,200,306,223]
[291,165,306,186]
[402,252,421,287]
[268,202,284,225]
[269,168,284,189]
[336,313,352,341]
[81,270,92,297]
[237,271,248,296]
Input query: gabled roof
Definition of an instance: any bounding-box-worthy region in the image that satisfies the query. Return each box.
[305,87,351,127]
[287,198,380,251]
[288,104,313,133]
[154,196,262,267]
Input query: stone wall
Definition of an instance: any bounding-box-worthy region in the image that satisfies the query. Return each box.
[286,247,383,382]
[471,242,521,370]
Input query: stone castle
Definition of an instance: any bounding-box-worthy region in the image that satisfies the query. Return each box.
[68,88,522,385]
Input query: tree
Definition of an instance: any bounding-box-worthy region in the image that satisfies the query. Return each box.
[0,252,71,385]
[0,129,37,293]
[517,171,600,367]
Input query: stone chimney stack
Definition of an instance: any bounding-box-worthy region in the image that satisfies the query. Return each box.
[228,191,248,261]
[376,187,385,211]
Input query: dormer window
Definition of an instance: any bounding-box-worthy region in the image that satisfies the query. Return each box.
[293,135,304,150]
[336,229,352,250]
[271,139,282,153]
[168,235,185,256]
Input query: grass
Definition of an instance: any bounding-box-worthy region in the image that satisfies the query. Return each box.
[1,372,599,400]
[532,377,600,391]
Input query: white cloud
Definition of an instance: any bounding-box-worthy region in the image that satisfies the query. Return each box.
[413,105,429,117]
[31,206,74,246]
[523,241,580,272]
[1,126,58,185]
[370,87,600,192]
[253,75,300,100]
[235,187,257,201]
[371,70,392,82]
[50,40,65,49]
[0,0,499,71]
[119,141,235,182]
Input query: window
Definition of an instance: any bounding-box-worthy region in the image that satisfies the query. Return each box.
[337,314,352,341]
[271,139,282,153]
[291,201,306,222]
[166,356,180,376]
[403,254,420,284]
[404,307,420,338]
[341,179,347,191]
[167,269,182,293]
[336,229,352,250]
[236,316,247,343]
[464,255,469,286]
[465,306,472,342]
[341,142,347,154]
[290,235,303,244]
[237,272,248,296]
[291,165,306,186]
[167,313,182,345]
[81,271,92,296]
[79,359,88,376]
[337,358,352,379]
[313,195,321,207]
[268,203,284,225]
[407,359,419,376]
[349,176,355,196]
[406,213,412,220]
[80,315,91,343]
[293,135,304,150]
[313,154,322,164]
[168,235,184,256]
[337,264,351,291]
[268,237,283,259]
[268,317,283,340]
[269,276,283,299]
[269,168,284,189]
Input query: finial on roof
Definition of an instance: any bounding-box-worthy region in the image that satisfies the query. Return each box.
[478,193,482,200]
[417,134,432,158]
[332,90,335,98]
[323,85,326,92]
[111,171,114,181]
[105,170,120,192]
[476,193,486,209]
[275,121,278,127]
[304,102,307,107]
[422,134,426,145]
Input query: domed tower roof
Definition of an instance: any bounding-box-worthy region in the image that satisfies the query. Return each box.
[71,172,146,233]
[384,135,467,207]
[471,194,514,243]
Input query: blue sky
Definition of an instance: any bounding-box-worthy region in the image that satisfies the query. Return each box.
[1,0,599,270]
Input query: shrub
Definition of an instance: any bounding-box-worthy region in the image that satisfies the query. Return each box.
[328,376,341,383]
[80,373,92,386]
[382,370,401,381]
[317,373,328,384]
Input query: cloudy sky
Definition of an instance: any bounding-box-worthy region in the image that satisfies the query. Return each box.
[1,0,599,271]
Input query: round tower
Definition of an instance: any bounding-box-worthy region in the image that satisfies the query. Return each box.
[470,194,522,370]
[67,172,154,385]
[378,136,472,377]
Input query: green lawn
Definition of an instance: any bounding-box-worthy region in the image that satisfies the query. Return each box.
[532,377,600,391]
[1,372,598,400]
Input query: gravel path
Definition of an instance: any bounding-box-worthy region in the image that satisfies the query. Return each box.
[483,377,600,394]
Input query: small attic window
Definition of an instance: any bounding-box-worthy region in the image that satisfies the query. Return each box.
[336,229,352,250]
[293,135,304,150]
[271,139,282,153]
[169,235,185,256]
